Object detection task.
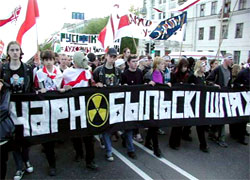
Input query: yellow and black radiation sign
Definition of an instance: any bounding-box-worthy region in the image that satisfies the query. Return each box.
[86,93,109,127]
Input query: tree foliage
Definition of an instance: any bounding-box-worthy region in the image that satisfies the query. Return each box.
[129,5,140,16]
[80,17,109,34]
[39,42,53,51]
[120,37,138,54]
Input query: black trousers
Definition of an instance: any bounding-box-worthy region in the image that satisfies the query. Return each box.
[196,126,207,148]
[181,126,192,138]
[42,141,56,168]
[169,126,207,148]
[0,138,30,179]
[169,127,182,148]
[0,142,10,179]
[71,136,95,164]
[145,127,159,150]
[229,123,246,141]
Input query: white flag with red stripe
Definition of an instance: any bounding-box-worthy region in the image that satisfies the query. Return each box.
[98,14,117,50]
[63,68,92,88]
[0,0,39,62]
[98,5,130,50]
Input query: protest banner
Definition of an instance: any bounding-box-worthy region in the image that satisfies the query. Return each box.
[10,84,249,144]
[59,32,120,56]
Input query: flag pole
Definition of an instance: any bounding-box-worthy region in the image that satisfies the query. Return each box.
[35,23,39,52]
[179,41,183,59]
[132,36,138,55]
[178,18,187,59]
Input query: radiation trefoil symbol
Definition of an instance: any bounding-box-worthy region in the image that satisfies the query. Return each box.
[87,93,109,127]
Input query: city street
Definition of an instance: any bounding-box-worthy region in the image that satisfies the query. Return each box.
[5,125,249,180]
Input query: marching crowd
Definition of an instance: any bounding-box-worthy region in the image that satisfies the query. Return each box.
[0,41,249,180]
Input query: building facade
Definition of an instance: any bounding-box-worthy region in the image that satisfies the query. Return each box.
[142,0,250,64]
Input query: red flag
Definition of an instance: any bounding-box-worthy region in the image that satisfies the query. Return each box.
[118,15,130,29]
[16,0,39,45]
[0,0,39,62]
[98,15,115,49]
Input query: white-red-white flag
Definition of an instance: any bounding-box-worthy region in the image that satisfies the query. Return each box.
[98,5,130,50]
[63,68,92,88]
[170,0,201,12]
[0,0,39,62]
[98,14,116,50]
[115,13,159,40]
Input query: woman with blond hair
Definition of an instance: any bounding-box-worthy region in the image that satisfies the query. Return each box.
[231,64,241,82]
[144,57,165,85]
[144,57,166,158]
[188,60,209,152]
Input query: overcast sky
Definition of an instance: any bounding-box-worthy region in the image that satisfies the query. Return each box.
[37,0,143,43]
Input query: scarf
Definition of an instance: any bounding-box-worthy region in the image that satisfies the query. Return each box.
[42,66,57,79]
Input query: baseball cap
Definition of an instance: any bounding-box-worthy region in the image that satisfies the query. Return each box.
[73,52,89,69]
[107,48,117,56]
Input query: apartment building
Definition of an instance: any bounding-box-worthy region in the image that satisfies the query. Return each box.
[142,0,250,64]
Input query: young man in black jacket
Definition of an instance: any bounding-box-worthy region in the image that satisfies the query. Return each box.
[93,48,121,161]
[0,41,34,180]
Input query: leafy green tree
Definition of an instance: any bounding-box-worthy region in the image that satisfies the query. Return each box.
[39,41,53,51]
[120,37,138,54]
[119,5,141,54]
[129,5,140,16]
[81,17,108,34]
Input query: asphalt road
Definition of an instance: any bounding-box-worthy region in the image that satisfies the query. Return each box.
[5,125,250,180]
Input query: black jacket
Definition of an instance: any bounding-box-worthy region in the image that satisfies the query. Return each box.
[188,74,206,85]
[93,64,122,86]
[206,65,232,87]
[233,68,250,89]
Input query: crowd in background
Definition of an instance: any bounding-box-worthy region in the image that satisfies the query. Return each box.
[0,41,249,180]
